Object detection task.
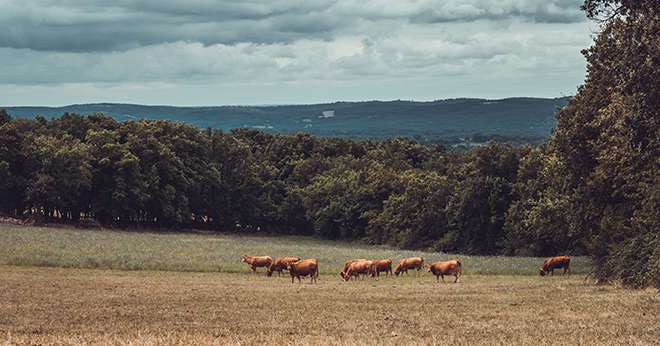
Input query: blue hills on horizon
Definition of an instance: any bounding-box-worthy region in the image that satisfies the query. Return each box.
[3,97,568,146]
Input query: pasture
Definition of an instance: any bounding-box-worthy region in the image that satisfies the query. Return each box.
[0,224,658,345]
[0,224,592,275]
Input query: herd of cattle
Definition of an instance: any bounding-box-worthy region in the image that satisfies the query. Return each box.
[241,255,571,283]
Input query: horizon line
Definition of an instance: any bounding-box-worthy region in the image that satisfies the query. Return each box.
[2,96,571,109]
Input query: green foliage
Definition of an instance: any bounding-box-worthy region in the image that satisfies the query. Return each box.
[0,113,589,261]
[2,114,553,257]
[0,109,10,125]
[368,170,450,249]
[546,1,660,287]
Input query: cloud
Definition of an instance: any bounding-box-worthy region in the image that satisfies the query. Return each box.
[410,0,585,24]
[0,0,585,52]
[0,20,590,84]
[0,0,592,105]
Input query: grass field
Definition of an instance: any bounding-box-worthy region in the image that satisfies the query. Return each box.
[0,224,592,275]
[1,266,658,345]
[1,224,658,345]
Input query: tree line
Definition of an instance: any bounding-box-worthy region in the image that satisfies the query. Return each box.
[0,111,588,255]
[0,0,657,287]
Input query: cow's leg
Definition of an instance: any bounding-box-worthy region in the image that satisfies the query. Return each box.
[251,266,257,274]
[454,274,459,283]
[441,275,445,283]
[291,275,295,284]
[436,275,439,283]
[550,269,554,276]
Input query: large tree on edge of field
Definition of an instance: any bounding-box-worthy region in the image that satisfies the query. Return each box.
[549,0,660,287]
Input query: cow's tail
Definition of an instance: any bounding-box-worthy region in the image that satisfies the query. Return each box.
[457,260,463,276]
[314,263,319,283]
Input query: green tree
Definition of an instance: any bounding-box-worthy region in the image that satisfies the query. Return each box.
[368,170,451,249]
[25,134,92,221]
[0,120,27,215]
[0,109,11,125]
[549,0,659,287]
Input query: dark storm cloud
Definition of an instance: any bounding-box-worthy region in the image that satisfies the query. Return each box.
[411,0,584,24]
[0,0,585,53]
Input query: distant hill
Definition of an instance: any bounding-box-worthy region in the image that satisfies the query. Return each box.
[3,97,568,146]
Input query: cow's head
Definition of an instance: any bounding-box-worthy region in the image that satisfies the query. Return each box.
[241,255,247,262]
[393,265,401,276]
[339,271,346,280]
[286,263,295,272]
[539,268,547,276]
[425,264,432,272]
[342,271,352,282]
[266,266,274,277]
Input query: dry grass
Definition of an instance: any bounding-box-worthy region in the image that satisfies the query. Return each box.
[0,224,592,275]
[0,265,658,345]
[0,224,655,345]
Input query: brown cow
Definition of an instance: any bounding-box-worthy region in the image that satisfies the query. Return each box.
[426,260,462,283]
[539,256,571,276]
[369,259,393,279]
[266,256,301,277]
[241,255,273,274]
[340,259,367,280]
[394,257,424,276]
[342,260,373,281]
[287,259,319,284]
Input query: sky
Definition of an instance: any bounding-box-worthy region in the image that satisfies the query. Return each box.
[0,0,597,106]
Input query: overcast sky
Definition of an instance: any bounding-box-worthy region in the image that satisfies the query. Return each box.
[0,0,596,106]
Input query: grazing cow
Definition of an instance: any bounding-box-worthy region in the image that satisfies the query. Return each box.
[369,259,393,279]
[426,260,462,283]
[266,256,301,277]
[340,259,368,280]
[539,256,571,276]
[287,259,319,284]
[394,257,424,276]
[342,260,373,281]
[241,255,273,274]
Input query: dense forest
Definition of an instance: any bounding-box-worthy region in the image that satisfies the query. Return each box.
[0,0,657,287]
[4,97,567,147]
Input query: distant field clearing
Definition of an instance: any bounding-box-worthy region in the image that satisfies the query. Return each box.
[0,224,591,275]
